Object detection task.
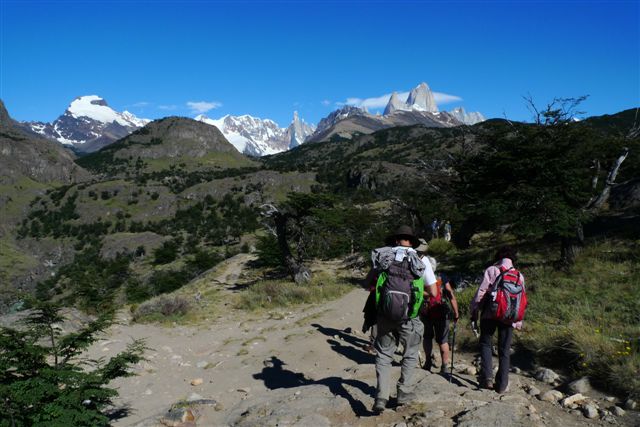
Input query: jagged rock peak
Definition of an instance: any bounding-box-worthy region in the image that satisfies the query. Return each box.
[383,91,405,115]
[0,99,11,128]
[406,82,438,113]
[448,107,486,125]
[384,82,439,115]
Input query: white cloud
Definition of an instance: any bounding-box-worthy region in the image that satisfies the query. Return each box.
[158,104,178,111]
[339,89,462,110]
[321,99,331,106]
[186,101,222,114]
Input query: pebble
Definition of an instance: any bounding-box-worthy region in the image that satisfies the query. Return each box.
[583,404,598,419]
[196,361,209,368]
[604,396,616,403]
[624,399,637,410]
[510,366,521,374]
[190,378,203,386]
[237,387,251,393]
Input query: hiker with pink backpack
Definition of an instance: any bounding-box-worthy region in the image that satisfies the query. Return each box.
[470,246,527,393]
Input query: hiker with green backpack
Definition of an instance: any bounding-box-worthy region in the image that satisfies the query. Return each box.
[416,250,460,374]
[366,226,437,414]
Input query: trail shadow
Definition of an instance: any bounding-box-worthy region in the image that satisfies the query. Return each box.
[326,339,375,365]
[311,323,370,348]
[254,356,376,417]
[312,323,375,365]
[445,372,478,389]
[105,404,132,421]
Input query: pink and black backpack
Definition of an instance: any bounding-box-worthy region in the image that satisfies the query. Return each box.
[484,266,527,324]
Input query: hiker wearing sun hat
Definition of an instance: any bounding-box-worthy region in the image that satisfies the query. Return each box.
[367,225,437,413]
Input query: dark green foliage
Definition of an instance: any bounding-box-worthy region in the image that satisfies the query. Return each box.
[458,119,628,241]
[36,245,135,313]
[153,240,179,264]
[255,234,283,267]
[0,302,145,426]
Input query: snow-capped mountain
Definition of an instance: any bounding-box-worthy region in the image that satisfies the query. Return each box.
[306,82,486,142]
[19,95,150,152]
[448,107,486,125]
[195,111,315,156]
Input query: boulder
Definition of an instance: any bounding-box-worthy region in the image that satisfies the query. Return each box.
[624,399,637,410]
[456,401,531,427]
[567,377,591,394]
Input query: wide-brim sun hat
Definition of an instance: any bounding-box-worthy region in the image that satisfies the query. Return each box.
[385,225,420,248]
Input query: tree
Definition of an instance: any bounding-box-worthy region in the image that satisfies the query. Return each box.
[260,193,335,284]
[0,303,145,426]
[459,97,630,264]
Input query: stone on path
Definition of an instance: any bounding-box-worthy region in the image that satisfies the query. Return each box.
[527,386,541,397]
[538,390,563,403]
[624,399,637,410]
[583,404,598,419]
[190,378,203,386]
[535,368,559,384]
[611,406,625,417]
[561,393,586,408]
[567,377,591,394]
[456,401,532,427]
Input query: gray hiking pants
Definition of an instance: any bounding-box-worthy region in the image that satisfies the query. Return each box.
[374,315,424,400]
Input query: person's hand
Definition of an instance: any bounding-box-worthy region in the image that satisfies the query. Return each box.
[454,314,460,323]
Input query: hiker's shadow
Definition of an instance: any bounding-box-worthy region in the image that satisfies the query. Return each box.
[254,356,377,417]
[311,323,375,365]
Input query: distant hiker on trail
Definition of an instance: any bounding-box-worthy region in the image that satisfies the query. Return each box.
[470,246,527,393]
[430,219,439,240]
[415,250,459,374]
[365,226,437,413]
[443,221,452,242]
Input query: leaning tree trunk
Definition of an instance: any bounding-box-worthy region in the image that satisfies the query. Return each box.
[273,213,312,284]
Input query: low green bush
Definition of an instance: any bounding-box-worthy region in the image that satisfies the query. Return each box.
[133,295,191,323]
[235,272,354,311]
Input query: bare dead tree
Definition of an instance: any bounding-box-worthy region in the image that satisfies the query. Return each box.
[585,147,630,211]
[260,203,312,284]
[524,94,589,125]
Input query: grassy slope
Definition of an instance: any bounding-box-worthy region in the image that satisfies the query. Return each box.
[452,237,639,398]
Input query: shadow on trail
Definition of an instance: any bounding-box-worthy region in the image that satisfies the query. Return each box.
[311,323,375,365]
[254,356,376,417]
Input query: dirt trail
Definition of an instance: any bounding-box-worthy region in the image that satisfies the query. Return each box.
[83,256,635,426]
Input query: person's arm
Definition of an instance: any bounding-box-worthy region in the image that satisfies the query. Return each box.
[422,259,438,297]
[363,268,378,291]
[470,266,497,321]
[445,282,459,322]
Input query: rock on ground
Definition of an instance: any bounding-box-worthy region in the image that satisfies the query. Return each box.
[535,368,560,384]
[568,377,591,394]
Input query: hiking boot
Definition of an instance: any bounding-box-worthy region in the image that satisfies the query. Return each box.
[440,364,449,375]
[372,398,387,413]
[422,363,432,372]
[396,390,416,406]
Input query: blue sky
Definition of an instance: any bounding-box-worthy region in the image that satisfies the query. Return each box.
[1,0,638,127]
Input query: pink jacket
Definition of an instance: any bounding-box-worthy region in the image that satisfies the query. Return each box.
[470,258,524,329]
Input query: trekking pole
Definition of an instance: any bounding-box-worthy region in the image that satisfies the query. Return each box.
[450,321,457,383]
